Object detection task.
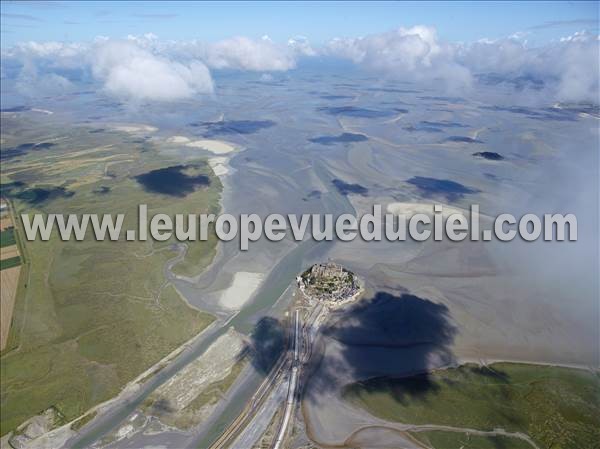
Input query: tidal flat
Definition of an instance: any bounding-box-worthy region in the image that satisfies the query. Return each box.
[1,66,598,448]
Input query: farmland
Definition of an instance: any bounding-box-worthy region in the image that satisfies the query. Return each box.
[0,117,221,436]
[0,266,21,350]
[0,228,17,247]
[0,202,23,351]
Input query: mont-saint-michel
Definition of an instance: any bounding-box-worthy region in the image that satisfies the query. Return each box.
[297,262,362,306]
[1,2,599,449]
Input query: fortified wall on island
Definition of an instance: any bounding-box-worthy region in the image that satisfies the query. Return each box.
[297,262,361,305]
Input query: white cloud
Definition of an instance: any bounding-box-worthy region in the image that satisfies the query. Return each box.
[508,31,529,41]
[550,33,599,102]
[5,40,88,71]
[2,38,214,102]
[16,69,74,97]
[89,34,306,99]
[126,32,159,44]
[457,37,531,74]
[326,26,472,89]
[203,36,297,71]
[457,30,599,103]
[559,30,598,43]
[92,40,213,101]
[111,33,308,72]
[287,35,317,57]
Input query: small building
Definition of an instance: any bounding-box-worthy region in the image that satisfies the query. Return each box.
[299,262,360,305]
[310,262,343,278]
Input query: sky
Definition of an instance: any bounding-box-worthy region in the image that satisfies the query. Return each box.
[1,1,598,105]
[1,1,598,47]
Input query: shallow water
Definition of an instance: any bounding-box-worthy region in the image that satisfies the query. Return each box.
[9,64,596,448]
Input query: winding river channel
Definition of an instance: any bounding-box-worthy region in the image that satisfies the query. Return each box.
[68,160,353,449]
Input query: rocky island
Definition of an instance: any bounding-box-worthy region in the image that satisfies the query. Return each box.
[297,262,362,306]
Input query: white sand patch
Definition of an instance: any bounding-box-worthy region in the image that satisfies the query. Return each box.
[185,139,237,154]
[9,426,75,449]
[219,272,264,310]
[208,157,230,177]
[165,135,240,155]
[7,407,76,449]
[112,124,158,134]
[387,202,493,224]
[31,108,53,115]
[116,424,134,439]
[387,202,469,218]
[471,127,486,140]
[166,135,191,144]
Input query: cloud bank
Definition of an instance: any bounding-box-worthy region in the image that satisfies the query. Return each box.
[326,27,599,103]
[1,27,598,103]
[1,34,307,102]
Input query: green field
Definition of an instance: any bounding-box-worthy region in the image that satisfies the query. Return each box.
[344,363,600,449]
[0,118,222,436]
[0,228,17,247]
[0,256,21,270]
[170,223,220,277]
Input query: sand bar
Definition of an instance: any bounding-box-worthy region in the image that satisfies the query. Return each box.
[166,136,191,144]
[184,139,237,154]
[208,157,230,177]
[112,124,158,134]
[218,272,264,310]
[387,202,491,221]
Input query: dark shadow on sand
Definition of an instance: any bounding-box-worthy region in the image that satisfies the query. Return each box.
[16,186,74,204]
[473,151,504,161]
[407,176,480,202]
[134,164,210,197]
[320,95,355,100]
[1,142,56,161]
[244,316,289,376]
[403,125,444,134]
[317,106,395,118]
[309,133,368,146]
[303,291,457,403]
[443,136,483,144]
[479,105,577,122]
[332,179,369,196]
[189,120,276,136]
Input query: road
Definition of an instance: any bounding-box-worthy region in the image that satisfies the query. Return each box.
[210,290,336,449]
[273,309,300,449]
[208,310,297,449]
[209,307,308,449]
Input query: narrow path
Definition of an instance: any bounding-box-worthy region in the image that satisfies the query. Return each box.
[344,422,540,449]
[273,309,300,449]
